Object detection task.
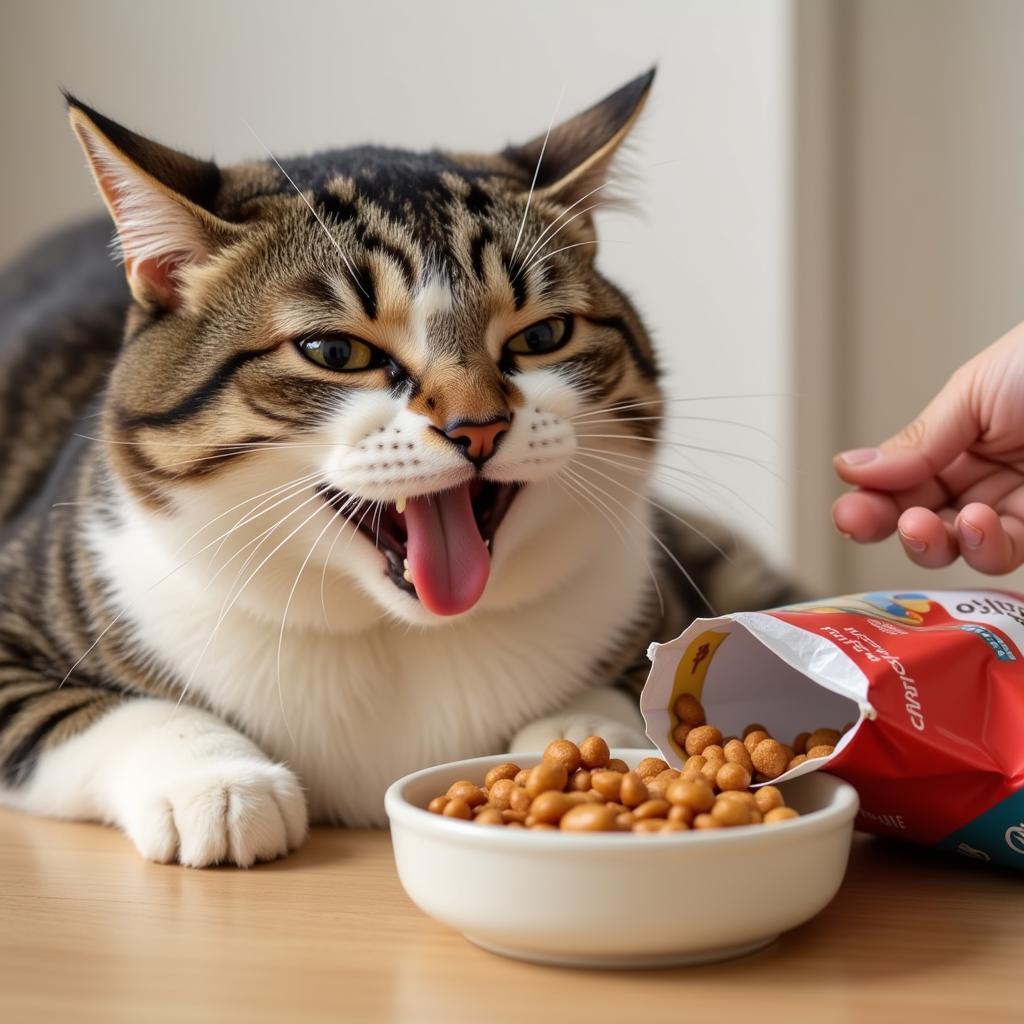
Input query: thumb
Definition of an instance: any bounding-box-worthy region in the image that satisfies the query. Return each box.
[833,368,979,491]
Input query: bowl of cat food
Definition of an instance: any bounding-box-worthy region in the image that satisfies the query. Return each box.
[384,712,859,968]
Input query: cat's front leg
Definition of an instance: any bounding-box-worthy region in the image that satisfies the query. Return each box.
[3,694,307,867]
[509,686,653,754]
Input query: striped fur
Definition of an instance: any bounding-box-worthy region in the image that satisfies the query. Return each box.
[0,72,797,862]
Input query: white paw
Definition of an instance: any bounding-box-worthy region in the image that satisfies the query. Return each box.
[509,714,653,755]
[123,758,308,868]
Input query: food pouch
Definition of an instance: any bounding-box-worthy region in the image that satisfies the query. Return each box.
[640,590,1024,869]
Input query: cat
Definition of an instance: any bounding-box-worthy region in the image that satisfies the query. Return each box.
[0,69,797,866]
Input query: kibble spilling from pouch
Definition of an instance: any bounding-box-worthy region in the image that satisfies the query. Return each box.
[423,698,842,833]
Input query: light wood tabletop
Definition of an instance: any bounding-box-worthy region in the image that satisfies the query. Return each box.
[0,806,1018,1024]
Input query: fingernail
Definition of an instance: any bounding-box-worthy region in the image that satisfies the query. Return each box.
[898,529,927,552]
[839,447,880,466]
[959,519,983,549]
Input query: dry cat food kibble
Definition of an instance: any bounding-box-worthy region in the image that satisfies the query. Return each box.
[423,699,841,833]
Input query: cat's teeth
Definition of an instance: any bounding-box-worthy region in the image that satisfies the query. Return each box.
[484,539,490,549]
[395,496,407,514]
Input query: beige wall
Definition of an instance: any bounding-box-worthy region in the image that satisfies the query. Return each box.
[803,0,1024,595]
[0,0,795,576]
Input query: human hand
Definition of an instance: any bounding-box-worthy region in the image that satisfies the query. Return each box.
[832,322,1024,573]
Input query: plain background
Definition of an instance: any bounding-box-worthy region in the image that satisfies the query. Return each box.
[3,0,1024,598]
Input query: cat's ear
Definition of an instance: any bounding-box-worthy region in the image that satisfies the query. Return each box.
[66,94,240,311]
[502,68,655,206]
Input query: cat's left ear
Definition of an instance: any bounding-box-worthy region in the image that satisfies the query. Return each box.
[502,68,655,206]
[66,94,241,311]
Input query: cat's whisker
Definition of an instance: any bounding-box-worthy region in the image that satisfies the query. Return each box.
[573,441,774,527]
[516,239,601,280]
[75,432,348,451]
[562,462,715,614]
[568,454,734,566]
[177,497,331,712]
[509,86,565,268]
[570,414,780,446]
[569,394,792,419]
[572,444,750,541]
[275,501,356,743]
[243,118,368,299]
[514,181,611,277]
[573,432,782,478]
[556,471,665,618]
[515,199,609,282]
[58,470,321,688]
[319,497,377,626]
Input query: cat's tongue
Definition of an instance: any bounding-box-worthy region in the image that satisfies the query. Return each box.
[404,485,490,616]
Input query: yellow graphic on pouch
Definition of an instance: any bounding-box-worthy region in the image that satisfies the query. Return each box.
[667,630,729,759]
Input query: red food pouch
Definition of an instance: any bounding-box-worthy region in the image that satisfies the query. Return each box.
[640,589,1024,868]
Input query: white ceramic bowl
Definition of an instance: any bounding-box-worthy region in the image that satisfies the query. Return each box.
[385,749,859,968]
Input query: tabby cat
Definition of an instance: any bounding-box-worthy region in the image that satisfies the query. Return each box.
[0,70,795,866]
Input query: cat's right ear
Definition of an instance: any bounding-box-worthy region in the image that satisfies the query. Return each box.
[66,94,241,311]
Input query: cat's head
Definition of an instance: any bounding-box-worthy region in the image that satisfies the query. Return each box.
[69,71,662,629]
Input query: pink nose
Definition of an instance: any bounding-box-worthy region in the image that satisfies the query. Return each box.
[444,416,511,464]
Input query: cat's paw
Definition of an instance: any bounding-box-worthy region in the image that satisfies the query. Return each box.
[121,759,308,868]
[509,714,653,755]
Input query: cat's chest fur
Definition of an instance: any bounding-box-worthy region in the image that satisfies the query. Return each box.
[90,504,652,825]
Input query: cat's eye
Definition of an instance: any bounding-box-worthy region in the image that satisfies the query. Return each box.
[504,316,574,356]
[295,333,388,372]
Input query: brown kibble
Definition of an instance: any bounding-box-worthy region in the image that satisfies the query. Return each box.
[569,769,592,792]
[711,796,751,827]
[684,725,723,756]
[807,728,841,750]
[487,778,516,809]
[505,821,525,829]
[502,809,528,824]
[529,790,574,825]
[681,755,706,781]
[661,820,689,832]
[743,723,768,738]
[754,785,785,813]
[619,771,648,808]
[559,803,618,832]
[716,762,752,791]
[693,813,722,829]
[716,789,756,806]
[665,778,715,812]
[667,804,694,826]
[787,754,808,770]
[513,769,529,788]
[673,692,707,726]
[443,798,472,820]
[701,744,725,763]
[427,796,449,814]
[723,738,754,773]
[606,758,629,773]
[653,768,681,787]
[529,822,558,831]
[806,744,835,759]
[700,760,723,785]
[615,811,636,830]
[446,781,487,807]
[633,798,671,820]
[581,789,606,803]
[636,756,669,780]
[632,818,669,833]
[508,786,532,812]
[792,732,810,756]
[484,763,521,789]
[751,738,788,779]
[672,723,692,748]
[578,735,610,770]
[590,770,623,801]
[749,808,763,824]
[474,807,504,825]
[743,729,770,754]
[764,806,800,824]
[525,760,569,798]
[543,739,582,775]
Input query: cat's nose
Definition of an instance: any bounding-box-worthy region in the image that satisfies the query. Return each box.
[442,415,512,465]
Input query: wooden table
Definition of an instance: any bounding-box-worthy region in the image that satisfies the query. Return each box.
[0,807,1018,1023]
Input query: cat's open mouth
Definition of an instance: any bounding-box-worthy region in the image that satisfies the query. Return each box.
[318,481,520,616]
